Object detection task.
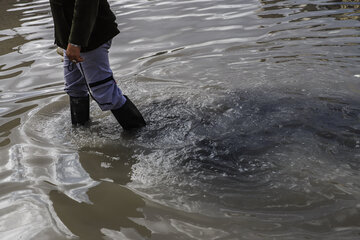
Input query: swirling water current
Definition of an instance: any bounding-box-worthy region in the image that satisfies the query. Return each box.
[0,0,360,239]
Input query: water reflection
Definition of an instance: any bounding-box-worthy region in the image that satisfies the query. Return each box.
[78,146,136,185]
[0,0,29,56]
[257,0,360,22]
[1,0,360,239]
[50,182,151,239]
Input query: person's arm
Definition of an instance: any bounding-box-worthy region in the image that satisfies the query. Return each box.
[66,0,100,62]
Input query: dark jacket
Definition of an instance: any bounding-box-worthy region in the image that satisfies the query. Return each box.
[49,0,120,52]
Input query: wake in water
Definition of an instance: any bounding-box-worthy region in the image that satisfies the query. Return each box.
[1,0,360,238]
[18,86,360,238]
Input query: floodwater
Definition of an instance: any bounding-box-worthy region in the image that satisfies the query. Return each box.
[0,0,360,239]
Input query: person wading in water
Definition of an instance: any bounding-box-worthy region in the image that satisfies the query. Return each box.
[49,0,146,130]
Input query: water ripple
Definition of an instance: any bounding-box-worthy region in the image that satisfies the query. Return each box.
[0,0,360,239]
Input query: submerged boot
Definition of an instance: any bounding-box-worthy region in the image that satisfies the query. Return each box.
[70,96,90,125]
[111,95,146,130]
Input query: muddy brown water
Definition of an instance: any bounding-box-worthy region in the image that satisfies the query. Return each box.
[1,0,360,239]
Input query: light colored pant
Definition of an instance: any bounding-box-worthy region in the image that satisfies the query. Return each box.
[63,40,126,111]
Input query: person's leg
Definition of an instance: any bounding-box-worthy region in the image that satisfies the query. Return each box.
[63,52,90,125]
[77,41,146,130]
[76,41,126,111]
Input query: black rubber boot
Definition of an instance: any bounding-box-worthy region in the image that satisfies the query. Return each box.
[70,96,90,125]
[111,95,146,130]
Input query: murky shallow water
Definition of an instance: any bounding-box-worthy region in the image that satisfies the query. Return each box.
[1,0,360,239]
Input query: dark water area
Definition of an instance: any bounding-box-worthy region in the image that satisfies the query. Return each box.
[1,0,360,239]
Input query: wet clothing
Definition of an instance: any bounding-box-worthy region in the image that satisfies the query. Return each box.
[49,0,120,52]
[64,41,126,111]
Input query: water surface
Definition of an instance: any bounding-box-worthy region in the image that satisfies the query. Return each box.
[1,0,360,239]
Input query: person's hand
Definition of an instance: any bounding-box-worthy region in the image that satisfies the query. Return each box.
[66,43,84,63]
